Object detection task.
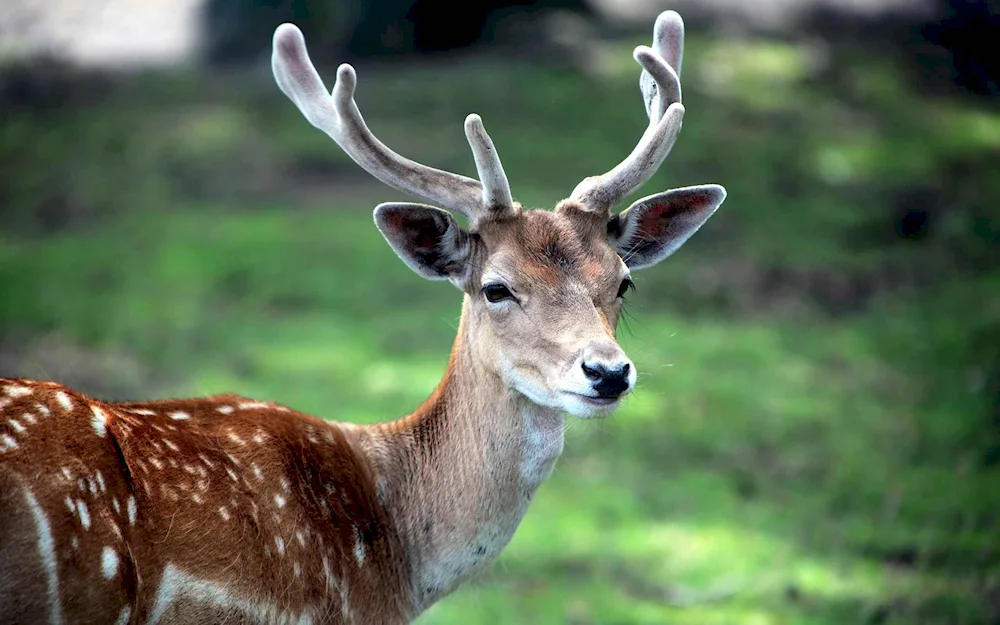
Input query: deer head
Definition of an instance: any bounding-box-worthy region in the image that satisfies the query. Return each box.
[271,11,726,420]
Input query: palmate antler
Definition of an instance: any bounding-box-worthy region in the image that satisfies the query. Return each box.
[570,11,687,214]
[271,24,515,223]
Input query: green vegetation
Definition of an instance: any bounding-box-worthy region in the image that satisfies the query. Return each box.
[1,33,997,623]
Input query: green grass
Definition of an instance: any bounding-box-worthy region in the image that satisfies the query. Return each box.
[1,33,998,624]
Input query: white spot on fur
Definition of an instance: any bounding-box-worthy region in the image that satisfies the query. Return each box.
[56,392,73,412]
[216,405,234,415]
[296,531,306,547]
[0,434,17,451]
[130,408,156,416]
[163,439,179,452]
[354,528,366,566]
[253,431,267,444]
[112,498,121,514]
[219,507,230,521]
[5,384,32,398]
[24,487,65,625]
[281,477,290,493]
[95,471,106,493]
[169,411,190,420]
[238,401,269,410]
[60,467,73,481]
[9,418,25,432]
[77,499,91,529]
[114,605,131,625]
[23,411,37,424]
[251,463,264,481]
[275,536,286,555]
[150,458,163,470]
[225,467,238,482]
[274,494,286,508]
[192,493,203,504]
[227,431,245,445]
[127,497,137,525]
[90,406,107,437]
[101,547,118,579]
[65,496,75,513]
[87,478,97,496]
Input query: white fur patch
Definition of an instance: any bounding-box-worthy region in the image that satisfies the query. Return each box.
[147,564,316,625]
[24,487,65,625]
[77,500,91,530]
[114,606,131,625]
[4,384,33,398]
[56,392,73,412]
[101,546,119,579]
[90,406,108,437]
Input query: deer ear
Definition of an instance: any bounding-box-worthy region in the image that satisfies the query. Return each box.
[607,184,726,269]
[374,203,474,284]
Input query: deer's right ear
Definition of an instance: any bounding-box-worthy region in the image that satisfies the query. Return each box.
[374,203,474,285]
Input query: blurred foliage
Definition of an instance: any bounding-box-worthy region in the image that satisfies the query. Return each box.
[200,0,592,63]
[1,26,999,624]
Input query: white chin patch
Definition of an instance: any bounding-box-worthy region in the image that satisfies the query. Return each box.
[558,392,620,419]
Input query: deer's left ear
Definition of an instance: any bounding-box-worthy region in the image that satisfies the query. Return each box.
[374,202,475,287]
[607,184,726,269]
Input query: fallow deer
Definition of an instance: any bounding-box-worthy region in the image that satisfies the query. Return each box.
[0,10,725,624]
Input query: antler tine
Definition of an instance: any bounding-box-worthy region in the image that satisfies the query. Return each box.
[272,24,515,221]
[569,10,686,214]
[465,114,514,212]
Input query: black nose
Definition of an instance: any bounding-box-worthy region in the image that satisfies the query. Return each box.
[581,361,631,398]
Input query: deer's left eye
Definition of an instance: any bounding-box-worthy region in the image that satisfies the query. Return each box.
[616,277,634,299]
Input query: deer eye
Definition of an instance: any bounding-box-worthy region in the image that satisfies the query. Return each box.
[483,283,515,303]
[616,277,635,299]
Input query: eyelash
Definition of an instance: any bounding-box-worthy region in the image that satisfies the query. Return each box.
[617,277,635,299]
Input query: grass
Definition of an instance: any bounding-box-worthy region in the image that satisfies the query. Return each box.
[1,32,998,624]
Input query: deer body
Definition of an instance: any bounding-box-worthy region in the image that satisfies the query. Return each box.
[1,10,726,624]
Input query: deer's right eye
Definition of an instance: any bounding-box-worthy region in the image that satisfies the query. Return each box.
[483,284,515,303]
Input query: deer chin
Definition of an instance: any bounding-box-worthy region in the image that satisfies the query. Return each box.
[557,390,623,419]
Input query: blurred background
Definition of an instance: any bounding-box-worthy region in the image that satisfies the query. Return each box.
[1,0,998,622]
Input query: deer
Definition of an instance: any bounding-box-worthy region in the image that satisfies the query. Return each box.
[0,10,725,625]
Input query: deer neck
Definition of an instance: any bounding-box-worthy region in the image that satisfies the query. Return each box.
[358,300,565,610]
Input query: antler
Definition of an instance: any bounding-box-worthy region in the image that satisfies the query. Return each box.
[271,24,515,221]
[569,10,687,214]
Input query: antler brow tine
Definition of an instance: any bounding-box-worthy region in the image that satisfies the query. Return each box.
[271,23,515,222]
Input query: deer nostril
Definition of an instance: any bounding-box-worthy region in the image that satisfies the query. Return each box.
[581,362,603,381]
[584,361,631,398]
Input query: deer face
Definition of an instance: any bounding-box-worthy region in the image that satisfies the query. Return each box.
[373,186,724,418]
[465,209,633,418]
